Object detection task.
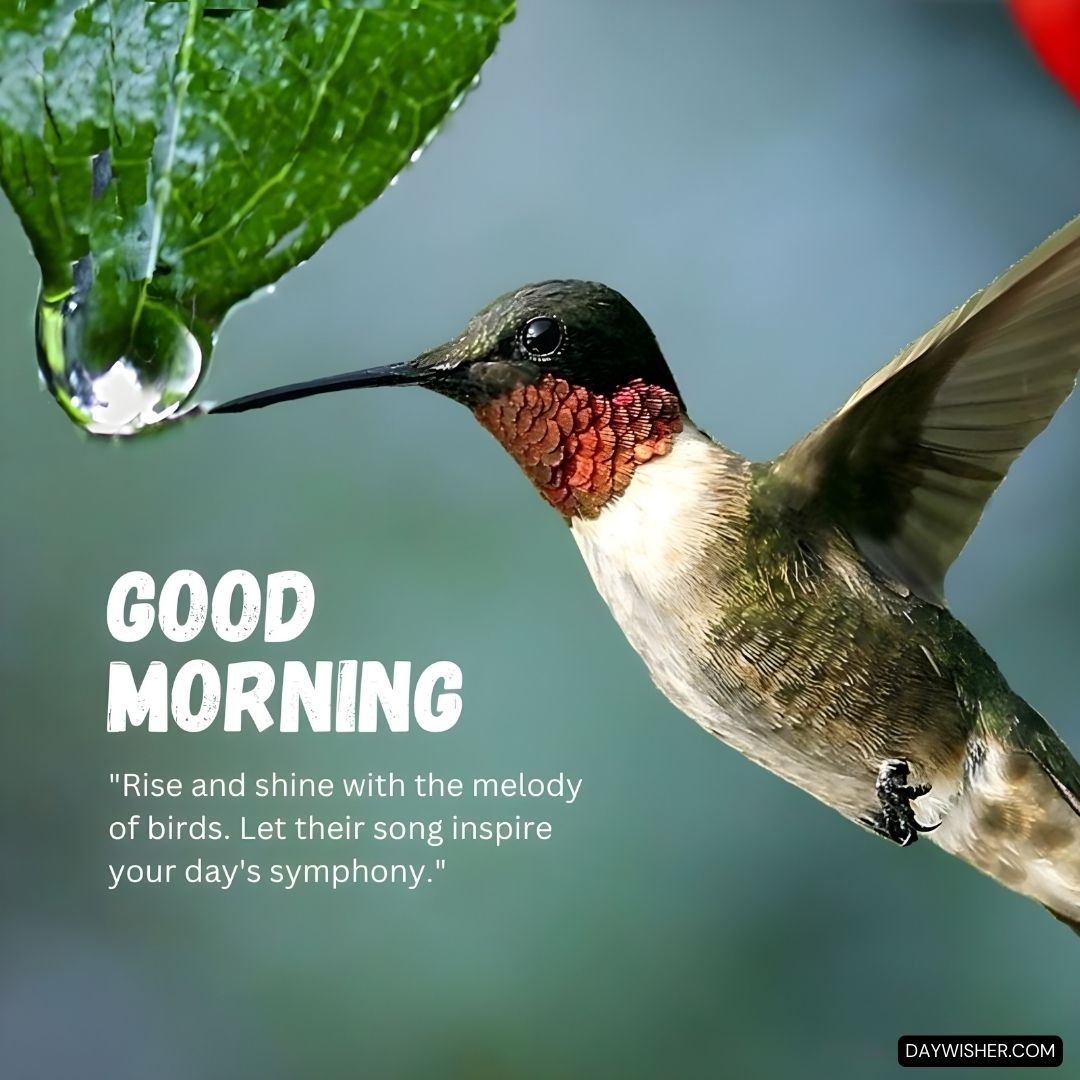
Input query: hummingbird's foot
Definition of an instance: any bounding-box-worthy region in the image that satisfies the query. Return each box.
[870,758,940,847]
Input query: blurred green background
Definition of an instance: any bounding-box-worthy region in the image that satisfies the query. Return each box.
[3,2,1080,1077]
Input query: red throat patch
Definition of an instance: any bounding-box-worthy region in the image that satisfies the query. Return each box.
[473,374,684,519]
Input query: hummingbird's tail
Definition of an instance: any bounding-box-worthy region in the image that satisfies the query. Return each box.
[1044,907,1080,937]
[930,702,1080,935]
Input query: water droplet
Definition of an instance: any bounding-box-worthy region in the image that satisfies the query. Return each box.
[449,74,481,115]
[37,291,207,436]
[91,149,112,199]
[267,222,306,259]
[409,147,424,165]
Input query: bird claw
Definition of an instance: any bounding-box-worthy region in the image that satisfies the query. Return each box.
[869,758,939,847]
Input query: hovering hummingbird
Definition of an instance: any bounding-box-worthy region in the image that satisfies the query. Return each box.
[214,216,1080,934]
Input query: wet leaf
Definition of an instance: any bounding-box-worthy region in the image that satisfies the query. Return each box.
[0,0,513,433]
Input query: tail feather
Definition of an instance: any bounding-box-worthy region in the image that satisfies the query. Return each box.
[930,709,1080,935]
[1044,905,1080,937]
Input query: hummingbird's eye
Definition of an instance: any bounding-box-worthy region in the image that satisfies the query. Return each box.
[520,316,564,358]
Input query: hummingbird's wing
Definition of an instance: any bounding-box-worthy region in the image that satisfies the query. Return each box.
[771,214,1080,604]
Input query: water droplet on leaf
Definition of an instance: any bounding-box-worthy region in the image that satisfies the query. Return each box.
[37,290,207,436]
[450,74,481,115]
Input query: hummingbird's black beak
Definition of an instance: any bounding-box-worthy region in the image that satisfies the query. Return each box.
[209,358,433,415]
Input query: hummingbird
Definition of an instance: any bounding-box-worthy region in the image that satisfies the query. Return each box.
[214,215,1080,935]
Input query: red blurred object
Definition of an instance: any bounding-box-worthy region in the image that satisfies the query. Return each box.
[1010,0,1080,105]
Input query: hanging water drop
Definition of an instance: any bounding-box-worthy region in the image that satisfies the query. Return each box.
[37,288,208,436]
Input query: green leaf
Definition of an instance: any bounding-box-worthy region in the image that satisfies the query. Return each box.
[0,0,513,433]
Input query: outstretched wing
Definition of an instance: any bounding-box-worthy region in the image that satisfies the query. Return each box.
[770,215,1080,604]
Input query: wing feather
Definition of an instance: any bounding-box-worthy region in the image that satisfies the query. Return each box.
[772,215,1080,603]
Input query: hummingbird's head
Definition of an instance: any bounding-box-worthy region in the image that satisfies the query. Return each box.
[213,280,685,519]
